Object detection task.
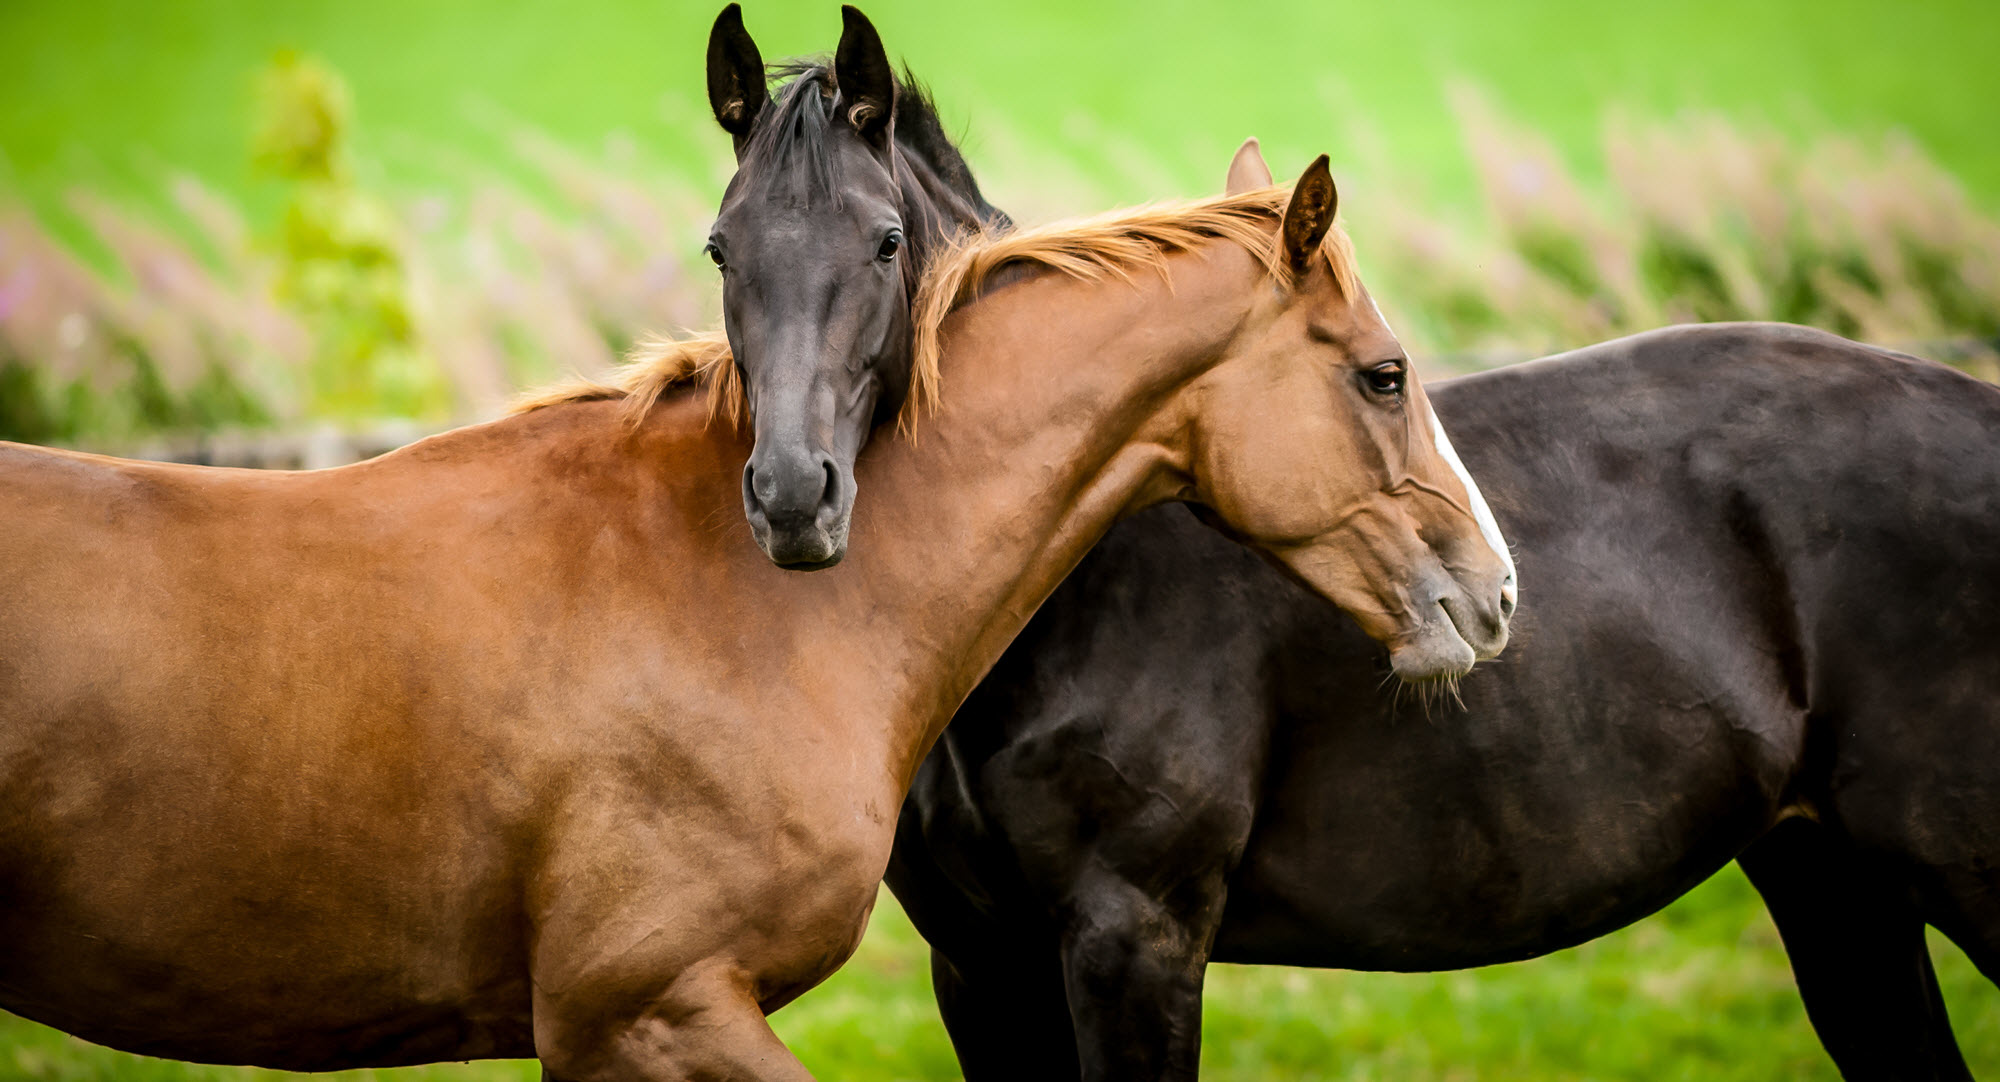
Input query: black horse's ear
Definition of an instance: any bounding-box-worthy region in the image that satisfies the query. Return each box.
[707,4,767,149]
[835,5,896,145]
[1280,155,1338,282]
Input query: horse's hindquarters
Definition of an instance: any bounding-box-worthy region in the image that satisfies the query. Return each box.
[0,449,541,1068]
[0,721,540,1068]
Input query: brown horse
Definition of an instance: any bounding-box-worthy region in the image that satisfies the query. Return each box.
[0,158,1511,1079]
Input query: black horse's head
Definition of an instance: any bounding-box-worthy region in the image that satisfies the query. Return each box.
[705,4,1007,569]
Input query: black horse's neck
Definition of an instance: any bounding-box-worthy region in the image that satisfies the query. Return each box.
[885,68,1010,234]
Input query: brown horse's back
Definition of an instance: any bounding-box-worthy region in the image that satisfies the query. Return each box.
[0,440,562,1065]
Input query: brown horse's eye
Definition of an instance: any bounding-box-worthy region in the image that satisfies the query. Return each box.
[876,230,903,263]
[1364,361,1406,397]
[704,243,726,271]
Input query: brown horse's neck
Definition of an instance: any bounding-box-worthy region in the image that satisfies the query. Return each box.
[829,242,1263,782]
[513,237,1265,797]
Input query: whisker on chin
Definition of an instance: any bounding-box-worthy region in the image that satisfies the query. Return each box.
[1389,663,1474,718]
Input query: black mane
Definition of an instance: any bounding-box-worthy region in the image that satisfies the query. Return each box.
[888,65,1006,228]
[739,62,843,205]
[740,59,1009,280]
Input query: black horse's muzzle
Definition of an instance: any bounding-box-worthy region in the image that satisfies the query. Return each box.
[742,446,853,570]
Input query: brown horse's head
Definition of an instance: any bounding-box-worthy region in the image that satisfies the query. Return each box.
[1189,144,1516,681]
[705,5,1006,569]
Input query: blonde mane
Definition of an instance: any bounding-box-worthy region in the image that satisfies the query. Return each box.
[507,329,740,429]
[510,185,1360,431]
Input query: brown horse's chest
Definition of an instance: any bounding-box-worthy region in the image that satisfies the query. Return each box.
[518,706,903,1000]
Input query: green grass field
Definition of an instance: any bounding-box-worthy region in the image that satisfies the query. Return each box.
[5,867,1997,1080]
[4,0,1998,229]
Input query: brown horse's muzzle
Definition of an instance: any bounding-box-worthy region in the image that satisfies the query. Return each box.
[1390,558,1513,682]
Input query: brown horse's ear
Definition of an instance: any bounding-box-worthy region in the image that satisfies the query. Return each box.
[835,6,896,145]
[1281,154,1338,282]
[707,4,767,151]
[1225,138,1272,195]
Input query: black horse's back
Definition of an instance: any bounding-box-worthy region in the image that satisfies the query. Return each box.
[891,322,2000,1080]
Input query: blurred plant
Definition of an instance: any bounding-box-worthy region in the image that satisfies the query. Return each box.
[0,118,718,443]
[404,129,720,416]
[6,63,1996,448]
[255,50,450,420]
[1356,90,2000,375]
[0,187,297,444]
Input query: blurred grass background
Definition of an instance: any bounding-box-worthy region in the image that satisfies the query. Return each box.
[2,0,1998,445]
[2,0,1998,1077]
[6,0,2000,219]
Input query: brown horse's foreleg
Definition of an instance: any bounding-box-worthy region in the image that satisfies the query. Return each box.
[535,960,815,1082]
[1739,821,1973,1082]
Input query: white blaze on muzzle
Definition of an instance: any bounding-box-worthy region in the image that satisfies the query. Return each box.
[1428,409,1518,604]
[1370,295,1516,605]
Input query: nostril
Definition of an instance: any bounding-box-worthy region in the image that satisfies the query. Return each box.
[1499,578,1518,619]
[817,458,840,511]
[742,463,765,517]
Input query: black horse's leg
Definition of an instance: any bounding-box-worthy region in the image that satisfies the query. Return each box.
[932,944,1081,1082]
[1925,889,2000,991]
[1739,821,1972,1081]
[1897,816,2000,991]
[1057,870,1225,1082]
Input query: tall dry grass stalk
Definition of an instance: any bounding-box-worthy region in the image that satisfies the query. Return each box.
[1355,89,2000,373]
[0,181,305,443]
[0,136,722,442]
[3,89,1995,445]
[405,130,720,418]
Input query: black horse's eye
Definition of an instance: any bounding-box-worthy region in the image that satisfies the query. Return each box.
[876,230,903,263]
[704,243,726,271]
[1364,361,1406,397]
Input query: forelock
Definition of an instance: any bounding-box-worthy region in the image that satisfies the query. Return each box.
[739,63,842,207]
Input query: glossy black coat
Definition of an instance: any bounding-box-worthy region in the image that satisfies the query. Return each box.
[889,323,2000,1081]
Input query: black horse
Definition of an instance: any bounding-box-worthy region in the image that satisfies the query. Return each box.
[889,323,2000,1080]
[705,4,1008,568]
